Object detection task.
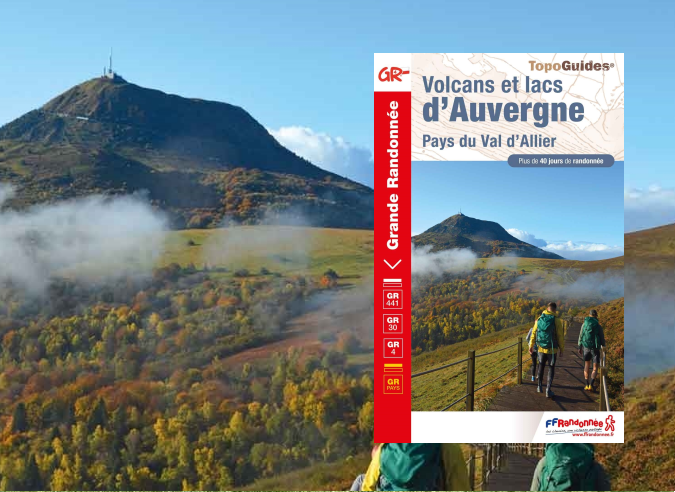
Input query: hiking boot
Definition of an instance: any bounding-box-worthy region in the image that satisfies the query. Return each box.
[537,384,542,393]
[546,388,554,398]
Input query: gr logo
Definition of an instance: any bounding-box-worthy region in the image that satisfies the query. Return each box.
[384,314,403,334]
[383,289,402,309]
[384,338,403,358]
[378,67,410,82]
[384,374,403,394]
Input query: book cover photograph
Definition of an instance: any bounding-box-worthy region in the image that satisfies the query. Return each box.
[374,53,624,443]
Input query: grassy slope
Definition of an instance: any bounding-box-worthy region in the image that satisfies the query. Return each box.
[412,322,531,411]
[625,222,675,269]
[593,227,674,489]
[160,226,374,281]
[476,255,624,274]
[596,368,675,491]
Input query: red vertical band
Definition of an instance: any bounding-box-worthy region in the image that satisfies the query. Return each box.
[374,91,411,443]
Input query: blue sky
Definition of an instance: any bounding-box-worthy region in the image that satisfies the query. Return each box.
[0,0,673,228]
[412,162,624,260]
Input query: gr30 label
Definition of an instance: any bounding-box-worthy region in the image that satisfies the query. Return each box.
[384,314,403,334]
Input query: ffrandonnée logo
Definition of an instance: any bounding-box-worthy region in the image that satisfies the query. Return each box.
[378,67,410,82]
[544,415,616,437]
[604,415,615,432]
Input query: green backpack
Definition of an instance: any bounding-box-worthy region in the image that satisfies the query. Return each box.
[379,443,442,491]
[580,317,600,349]
[536,313,557,350]
[539,443,597,491]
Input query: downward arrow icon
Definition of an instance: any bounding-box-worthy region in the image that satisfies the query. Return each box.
[384,259,402,270]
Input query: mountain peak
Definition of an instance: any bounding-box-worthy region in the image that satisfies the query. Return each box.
[0,78,374,229]
[413,213,563,259]
[428,214,522,243]
[0,77,336,179]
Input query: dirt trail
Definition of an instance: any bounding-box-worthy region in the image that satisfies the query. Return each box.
[488,320,600,411]
[484,451,539,491]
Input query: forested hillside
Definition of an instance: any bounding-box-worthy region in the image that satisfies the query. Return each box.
[412,268,544,351]
[0,229,375,490]
[411,257,623,353]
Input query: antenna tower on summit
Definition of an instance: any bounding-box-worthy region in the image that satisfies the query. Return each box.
[103,48,118,79]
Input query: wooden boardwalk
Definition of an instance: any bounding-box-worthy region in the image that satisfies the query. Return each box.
[487,321,599,411]
[484,451,539,491]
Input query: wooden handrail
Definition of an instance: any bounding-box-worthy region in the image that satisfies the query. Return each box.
[470,443,509,490]
[598,346,611,411]
[412,337,527,411]
[413,316,613,412]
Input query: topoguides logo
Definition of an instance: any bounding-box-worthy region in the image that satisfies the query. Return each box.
[378,67,410,82]
[544,415,616,437]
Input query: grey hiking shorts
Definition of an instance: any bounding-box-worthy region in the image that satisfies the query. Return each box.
[582,347,600,364]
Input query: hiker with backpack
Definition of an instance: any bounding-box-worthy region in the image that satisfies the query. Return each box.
[577,309,606,391]
[530,443,611,491]
[526,325,538,382]
[350,443,470,491]
[528,302,565,398]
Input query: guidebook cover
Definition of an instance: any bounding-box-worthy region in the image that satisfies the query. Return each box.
[374,53,624,443]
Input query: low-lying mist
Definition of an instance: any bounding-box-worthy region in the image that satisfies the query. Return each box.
[411,244,477,276]
[203,211,316,268]
[310,280,374,343]
[485,254,520,269]
[0,183,168,293]
[625,268,673,382]
[520,269,624,302]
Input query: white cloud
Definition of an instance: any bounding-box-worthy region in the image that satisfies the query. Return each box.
[269,126,373,187]
[0,183,15,206]
[507,228,547,247]
[0,183,167,293]
[624,185,675,232]
[411,244,477,276]
[508,226,622,261]
[543,241,623,261]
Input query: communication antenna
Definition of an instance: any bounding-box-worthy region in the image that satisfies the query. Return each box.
[109,48,113,74]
